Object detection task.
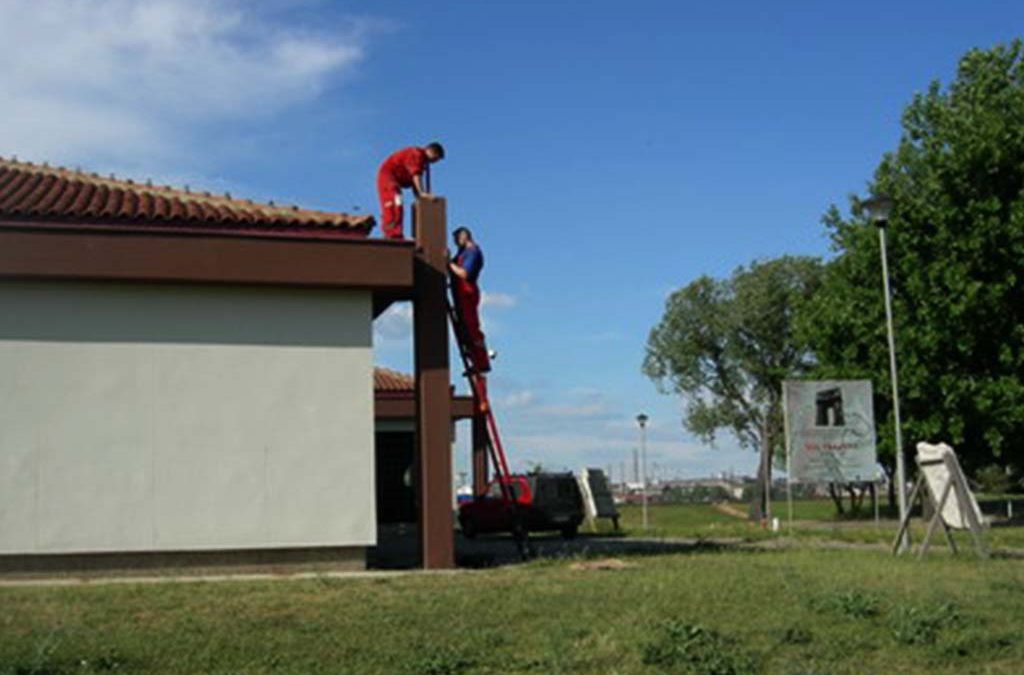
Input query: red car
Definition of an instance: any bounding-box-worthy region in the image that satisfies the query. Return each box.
[458,472,585,539]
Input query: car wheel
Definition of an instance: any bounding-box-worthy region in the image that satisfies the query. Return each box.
[461,520,478,539]
[561,525,578,540]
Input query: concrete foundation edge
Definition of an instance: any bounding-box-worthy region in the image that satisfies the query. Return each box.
[0,546,366,579]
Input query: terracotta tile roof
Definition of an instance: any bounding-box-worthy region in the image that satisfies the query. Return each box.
[374,367,415,393]
[0,157,374,237]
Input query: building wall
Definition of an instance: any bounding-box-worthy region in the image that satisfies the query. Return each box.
[0,281,375,556]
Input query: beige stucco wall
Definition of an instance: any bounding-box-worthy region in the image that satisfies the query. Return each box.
[0,281,375,555]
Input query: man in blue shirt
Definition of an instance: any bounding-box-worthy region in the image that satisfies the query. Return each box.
[449,226,491,374]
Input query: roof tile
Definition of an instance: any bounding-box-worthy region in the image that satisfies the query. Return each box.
[0,157,374,236]
[374,367,415,393]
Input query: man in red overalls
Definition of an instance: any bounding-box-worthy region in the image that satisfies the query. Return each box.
[449,226,492,383]
[376,142,445,240]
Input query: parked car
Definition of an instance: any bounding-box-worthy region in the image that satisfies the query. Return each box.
[458,472,585,539]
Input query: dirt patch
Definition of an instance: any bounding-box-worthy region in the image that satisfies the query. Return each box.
[568,558,637,571]
[713,502,750,519]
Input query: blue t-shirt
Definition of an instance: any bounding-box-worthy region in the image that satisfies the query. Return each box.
[457,244,484,283]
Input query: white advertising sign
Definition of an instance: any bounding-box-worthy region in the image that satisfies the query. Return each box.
[784,380,878,483]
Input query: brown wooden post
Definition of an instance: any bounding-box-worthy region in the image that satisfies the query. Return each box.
[472,408,489,496]
[413,197,454,569]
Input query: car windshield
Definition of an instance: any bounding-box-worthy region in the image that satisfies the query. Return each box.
[537,478,577,504]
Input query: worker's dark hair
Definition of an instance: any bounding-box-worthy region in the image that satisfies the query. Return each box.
[425,141,445,159]
[453,226,473,240]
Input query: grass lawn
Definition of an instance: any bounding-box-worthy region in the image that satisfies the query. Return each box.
[3,548,1024,674]
[4,501,1023,674]
[611,502,1024,551]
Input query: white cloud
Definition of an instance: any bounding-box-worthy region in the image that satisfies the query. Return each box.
[373,302,412,343]
[501,390,536,408]
[0,0,366,170]
[463,379,759,479]
[535,402,610,418]
[481,292,517,309]
[534,388,612,419]
[503,431,716,475]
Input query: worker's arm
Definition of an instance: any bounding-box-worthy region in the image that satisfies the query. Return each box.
[449,261,469,279]
[412,174,433,200]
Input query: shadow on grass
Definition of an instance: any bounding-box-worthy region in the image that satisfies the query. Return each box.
[455,533,760,570]
[369,520,785,570]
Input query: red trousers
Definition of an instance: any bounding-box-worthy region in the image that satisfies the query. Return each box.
[377,178,404,239]
[453,281,491,373]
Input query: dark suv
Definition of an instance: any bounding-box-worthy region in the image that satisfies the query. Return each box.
[458,472,585,539]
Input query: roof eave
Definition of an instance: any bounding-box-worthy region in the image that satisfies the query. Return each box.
[0,219,414,296]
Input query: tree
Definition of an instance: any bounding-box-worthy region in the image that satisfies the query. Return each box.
[643,256,823,521]
[799,41,1024,495]
[974,464,1012,496]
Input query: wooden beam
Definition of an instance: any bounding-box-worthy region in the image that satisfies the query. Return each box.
[413,198,454,569]
[375,393,474,420]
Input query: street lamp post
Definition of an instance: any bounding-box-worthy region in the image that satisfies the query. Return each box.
[864,194,909,552]
[636,413,649,531]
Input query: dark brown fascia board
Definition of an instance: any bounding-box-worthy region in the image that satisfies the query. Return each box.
[0,220,415,296]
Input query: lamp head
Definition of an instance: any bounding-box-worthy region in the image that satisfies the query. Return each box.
[636,413,649,428]
[863,194,893,227]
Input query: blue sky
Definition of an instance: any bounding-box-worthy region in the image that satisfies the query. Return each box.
[3,0,1021,483]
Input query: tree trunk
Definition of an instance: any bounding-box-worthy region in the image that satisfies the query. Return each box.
[828,483,845,515]
[846,484,865,513]
[748,443,766,522]
[882,462,897,516]
[747,423,773,523]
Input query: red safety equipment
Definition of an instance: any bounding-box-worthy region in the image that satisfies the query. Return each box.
[376,147,428,240]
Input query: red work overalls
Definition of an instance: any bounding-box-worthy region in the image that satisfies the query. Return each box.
[452,251,491,374]
[376,147,427,240]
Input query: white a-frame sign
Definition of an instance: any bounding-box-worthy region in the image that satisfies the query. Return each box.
[893,442,988,559]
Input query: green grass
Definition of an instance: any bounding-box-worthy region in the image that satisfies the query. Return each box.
[4,500,1024,673]
[3,549,1024,674]
[611,501,1024,551]
[613,503,762,540]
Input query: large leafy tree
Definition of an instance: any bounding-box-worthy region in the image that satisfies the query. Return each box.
[799,41,1024,487]
[644,256,823,520]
